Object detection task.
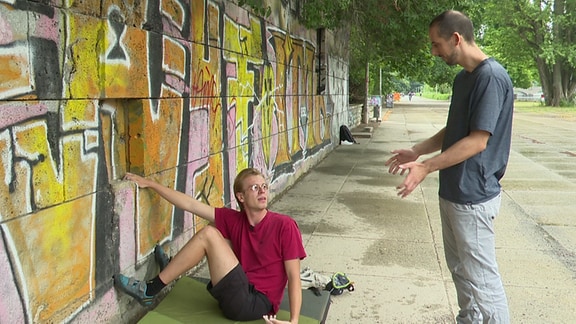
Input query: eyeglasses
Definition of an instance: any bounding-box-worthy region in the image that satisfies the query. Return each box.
[246,183,269,192]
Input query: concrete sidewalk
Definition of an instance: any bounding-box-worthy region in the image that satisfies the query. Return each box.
[270,99,576,323]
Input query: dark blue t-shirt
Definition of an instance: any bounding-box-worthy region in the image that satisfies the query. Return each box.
[439,58,514,204]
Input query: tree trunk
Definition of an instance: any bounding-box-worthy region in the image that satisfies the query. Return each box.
[551,62,563,107]
[535,57,552,106]
[550,0,564,107]
[363,61,369,124]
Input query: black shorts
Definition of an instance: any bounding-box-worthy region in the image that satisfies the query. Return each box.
[207,264,273,321]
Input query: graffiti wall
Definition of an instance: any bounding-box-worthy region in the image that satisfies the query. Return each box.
[0,0,350,322]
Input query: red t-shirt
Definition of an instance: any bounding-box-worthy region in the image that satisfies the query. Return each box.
[214,208,306,313]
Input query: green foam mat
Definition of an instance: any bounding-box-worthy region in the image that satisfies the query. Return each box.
[139,277,330,324]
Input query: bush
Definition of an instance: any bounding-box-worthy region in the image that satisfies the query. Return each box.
[422,92,451,100]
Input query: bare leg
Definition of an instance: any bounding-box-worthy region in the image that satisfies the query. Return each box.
[158,225,238,286]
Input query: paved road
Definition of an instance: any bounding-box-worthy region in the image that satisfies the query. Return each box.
[268,97,576,323]
[395,98,576,322]
[192,96,575,323]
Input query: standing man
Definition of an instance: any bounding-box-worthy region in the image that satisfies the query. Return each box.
[385,10,512,323]
[115,168,306,324]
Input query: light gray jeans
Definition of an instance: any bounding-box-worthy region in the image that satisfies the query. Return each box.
[439,194,510,324]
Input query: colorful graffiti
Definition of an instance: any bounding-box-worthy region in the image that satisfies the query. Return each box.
[0,0,350,322]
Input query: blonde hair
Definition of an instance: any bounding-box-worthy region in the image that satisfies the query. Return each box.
[233,168,265,210]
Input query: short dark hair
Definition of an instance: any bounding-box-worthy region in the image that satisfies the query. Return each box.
[430,10,475,43]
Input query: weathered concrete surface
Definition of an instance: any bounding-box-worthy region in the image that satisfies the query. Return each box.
[269,97,576,323]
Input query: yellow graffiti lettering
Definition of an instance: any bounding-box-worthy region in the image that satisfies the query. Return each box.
[13,121,64,209]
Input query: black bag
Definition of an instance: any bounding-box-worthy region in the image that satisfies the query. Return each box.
[339,125,356,144]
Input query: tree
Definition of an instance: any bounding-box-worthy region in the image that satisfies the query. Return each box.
[297,0,576,107]
[471,0,576,106]
[422,58,460,89]
[301,0,466,102]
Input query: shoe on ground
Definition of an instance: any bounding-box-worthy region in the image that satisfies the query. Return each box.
[341,140,354,145]
[154,244,170,271]
[114,274,154,306]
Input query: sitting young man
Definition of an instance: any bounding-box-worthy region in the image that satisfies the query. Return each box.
[115,168,306,324]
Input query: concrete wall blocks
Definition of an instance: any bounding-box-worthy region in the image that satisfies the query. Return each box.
[0,0,353,322]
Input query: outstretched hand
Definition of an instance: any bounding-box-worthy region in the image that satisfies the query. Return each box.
[394,161,430,198]
[124,172,151,188]
[263,315,291,324]
[385,149,429,198]
[384,149,419,175]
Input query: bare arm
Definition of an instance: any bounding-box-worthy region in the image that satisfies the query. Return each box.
[396,130,490,198]
[262,258,301,324]
[124,172,215,223]
[411,127,446,156]
[285,259,302,324]
[419,129,489,173]
[385,128,446,175]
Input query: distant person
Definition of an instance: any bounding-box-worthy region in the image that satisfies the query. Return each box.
[408,91,415,101]
[385,10,513,323]
[115,168,306,324]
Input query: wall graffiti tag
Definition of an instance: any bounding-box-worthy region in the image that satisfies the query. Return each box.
[0,0,349,322]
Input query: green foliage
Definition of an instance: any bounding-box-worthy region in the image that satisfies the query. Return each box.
[466,0,576,106]
[302,0,576,106]
[301,0,351,29]
[320,0,467,101]
[237,0,271,17]
[423,58,459,87]
[466,1,538,88]
[423,92,451,100]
